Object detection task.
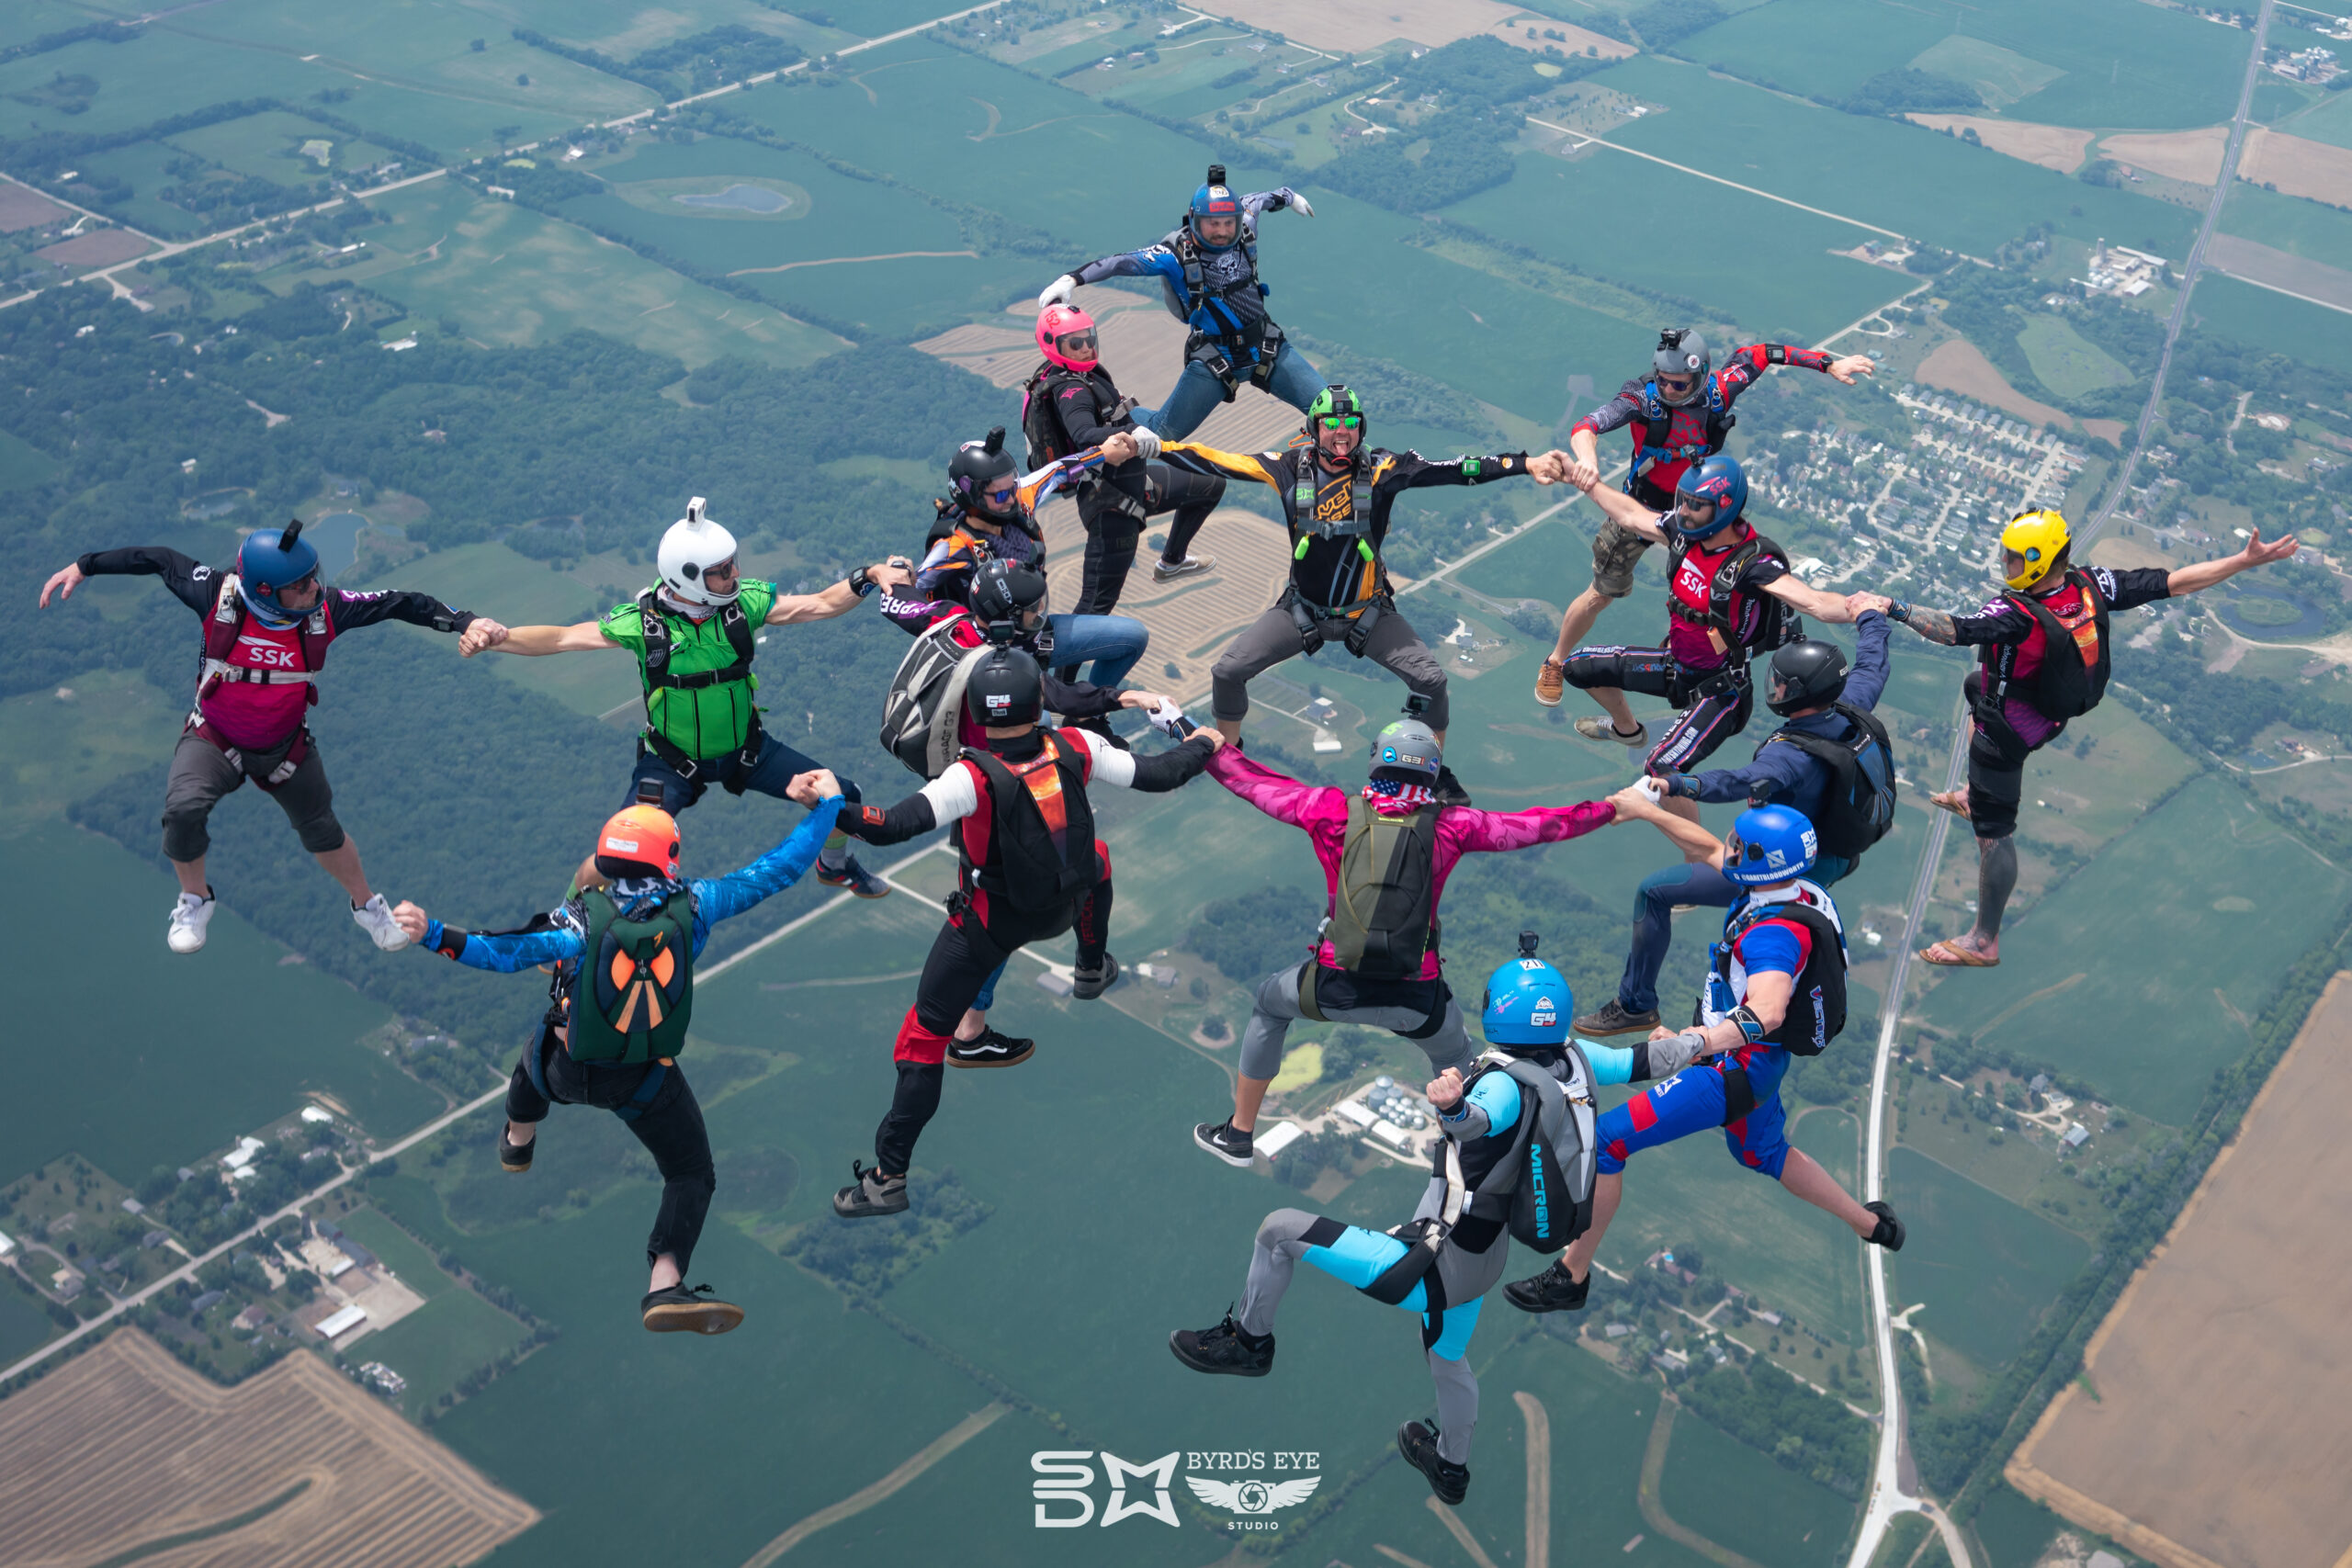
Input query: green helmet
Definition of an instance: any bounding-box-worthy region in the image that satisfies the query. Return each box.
[1305,384,1366,446]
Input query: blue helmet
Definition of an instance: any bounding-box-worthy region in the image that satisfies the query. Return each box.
[1724,805,1818,886]
[1186,164,1242,248]
[235,522,322,626]
[1482,933,1571,1051]
[1673,454,1748,539]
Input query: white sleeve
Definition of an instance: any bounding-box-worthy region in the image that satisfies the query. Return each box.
[1086,739,1137,790]
[919,765,981,823]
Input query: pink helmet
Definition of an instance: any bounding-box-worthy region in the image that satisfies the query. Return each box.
[1036,303,1098,373]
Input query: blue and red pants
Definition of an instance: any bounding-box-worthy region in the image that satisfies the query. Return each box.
[1594,1055,1792,1179]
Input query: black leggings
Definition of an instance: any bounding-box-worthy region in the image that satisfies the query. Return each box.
[506,1024,716,1272]
[1562,643,1756,771]
[1069,461,1226,620]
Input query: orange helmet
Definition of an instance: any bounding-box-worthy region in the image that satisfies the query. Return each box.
[594,805,681,881]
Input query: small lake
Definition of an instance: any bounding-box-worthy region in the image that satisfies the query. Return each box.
[2218,581,2327,640]
[307,512,403,581]
[673,184,793,214]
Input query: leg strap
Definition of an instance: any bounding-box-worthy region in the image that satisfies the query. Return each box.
[614,1058,672,1122]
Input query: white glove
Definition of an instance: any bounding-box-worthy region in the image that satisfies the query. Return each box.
[1038,275,1076,308]
[1131,426,1162,460]
[1287,191,1315,218]
[1637,775,1666,804]
[1148,698,1191,739]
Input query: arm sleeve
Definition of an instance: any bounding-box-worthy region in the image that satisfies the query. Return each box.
[1041,671,1122,719]
[1114,734,1216,794]
[1390,450,1532,491]
[74,547,216,615]
[324,587,476,634]
[1070,244,1178,288]
[1204,744,1334,826]
[1582,1041,1639,1087]
[1444,800,1617,852]
[1842,611,1893,711]
[1690,750,1805,806]
[1569,383,1645,441]
[1053,381,1129,450]
[687,796,845,924]
[2098,566,2175,612]
[1721,344,1835,405]
[424,919,583,973]
[1733,921,1807,979]
[1157,441,1284,490]
[1945,599,2037,648]
[839,773,964,847]
[1439,1071,1520,1143]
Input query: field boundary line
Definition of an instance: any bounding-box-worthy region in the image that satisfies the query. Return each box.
[2204,263,2352,320]
[1526,118,1908,242]
[739,1400,1010,1565]
[1635,1398,1773,1568]
[726,250,978,276]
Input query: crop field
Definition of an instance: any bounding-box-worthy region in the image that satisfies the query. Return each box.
[1917,338,2078,432]
[1970,1482,2071,1568]
[1586,56,2203,261]
[2193,272,2352,371]
[2279,76,2352,152]
[2007,973,2352,1568]
[1884,1147,2088,1373]
[303,177,842,369]
[0,0,95,51]
[0,1327,537,1567]
[2217,179,2352,266]
[1453,148,1909,344]
[1658,1402,1863,1565]
[356,1284,532,1420]
[2241,126,2352,209]
[2015,315,2133,400]
[1668,0,2244,130]
[0,668,181,830]
[379,543,646,719]
[1918,773,2351,1125]
[167,109,402,186]
[1906,114,2089,174]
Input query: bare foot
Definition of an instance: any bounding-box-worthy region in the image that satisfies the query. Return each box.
[1919,936,1998,967]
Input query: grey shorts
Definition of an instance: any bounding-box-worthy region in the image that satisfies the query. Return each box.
[1591,517,1654,599]
[160,729,345,862]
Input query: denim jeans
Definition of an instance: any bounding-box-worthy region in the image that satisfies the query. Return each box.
[1136,342,1325,442]
[1617,854,1855,1014]
[1045,613,1148,688]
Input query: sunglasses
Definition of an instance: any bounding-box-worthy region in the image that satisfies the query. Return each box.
[1317,415,1363,430]
[1657,375,1696,392]
[1056,332,1098,356]
[983,482,1020,502]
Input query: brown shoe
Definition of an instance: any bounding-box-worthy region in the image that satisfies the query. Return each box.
[1534,657,1566,707]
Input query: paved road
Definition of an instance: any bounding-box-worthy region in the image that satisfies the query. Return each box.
[1843,8,2275,1563]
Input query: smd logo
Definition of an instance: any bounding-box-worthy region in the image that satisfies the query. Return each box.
[1033,1449,1322,1533]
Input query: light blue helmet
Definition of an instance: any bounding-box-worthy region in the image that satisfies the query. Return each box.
[1673,453,1748,538]
[236,522,322,626]
[1724,804,1818,886]
[1482,932,1571,1052]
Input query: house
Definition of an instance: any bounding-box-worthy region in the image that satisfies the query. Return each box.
[232,1303,270,1332]
[2063,1122,2090,1148]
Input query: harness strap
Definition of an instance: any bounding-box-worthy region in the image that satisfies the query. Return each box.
[198,658,317,686]
[184,713,311,788]
[613,1058,673,1122]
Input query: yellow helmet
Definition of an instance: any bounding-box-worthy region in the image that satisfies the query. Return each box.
[2000,509,2071,591]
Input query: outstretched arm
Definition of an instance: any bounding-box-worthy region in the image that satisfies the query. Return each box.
[397,903,583,972]
[1851,592,1966,647]
[1572,471,1669,540]
[1762,573,1857,624]
[1608,784,1727,869]
[1089,731,1222,793]
[52,547,217,615]
[1203,742,1334,827]
[691,785,845,923]
[2165,527,2298,595]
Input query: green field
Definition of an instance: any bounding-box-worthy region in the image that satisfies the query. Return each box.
[0,0,98,51]
[300,176,842,368]
[2193,275,2352,393]
[0,1281,56,1366]
[0,669,185,829]
[1968,1479,2073,1568]
[1588,55,2204,261]
[1659,1398,1862,1565]
[2016,314,2132,399]
[1885,1147,2088,1372]
[66,140,212,238]
[2277,79,2352,152]
[1669,0,2245,129]
[381,543,644,719]
[167,109,401,186]
[1449,149,1909,344]
[2218,181,2352,266]
[352,1279,531,1419]
[492,0,841,58]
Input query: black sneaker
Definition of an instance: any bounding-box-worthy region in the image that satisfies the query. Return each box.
[1069,714,1132,752]
[1169,1310,1274,1377]
[1193,1119,1254,1168]
[816,854,891,899]
[640,1282,744,1336]
[1071,952,1119,1000]
[497,1125,535,1175]
[831,1160,910,1219]
[1864,1200,1905,1251]
[1502,1258,1590,1314]
[1431,765,1472,807]
[1397,1420,1470,1506]
[946,1025,1035,1069]
[1574,998,1661,1037]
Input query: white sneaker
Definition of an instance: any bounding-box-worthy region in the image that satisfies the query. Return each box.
[1151,554,1216,582]
[1574,716,1650,748]
[353,894,411,952]
[167,890,216,954]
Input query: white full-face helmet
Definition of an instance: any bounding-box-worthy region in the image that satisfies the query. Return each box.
[658,496,740,606]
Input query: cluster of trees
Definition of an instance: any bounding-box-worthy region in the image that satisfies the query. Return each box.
[1627,0,1725,49]
[1678,1359,1873,1498]
[511,25,803,99]
[1838,68,1980,118]
[1319,39,1602,214]
[786,1168,991,1296]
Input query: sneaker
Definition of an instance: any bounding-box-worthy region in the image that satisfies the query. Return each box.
[816,854,891,899]
[166,889,216,954]
[498,1126,535,1175]
[831,1160,909,1219]
[1574,998,1660,1037]
[1430,765,1472,807]
[1071,951,1119,1000]
[352,893,412,952]
[1169,1310,1274,1377]
[1397,1420,1470,1506]
[1151,554,1216,582]
[1069,714,1131,752]
[639,1282,744,1336]
[1193,1119,1254,1168]
[1533,656,1566,707]
[1502,1258,1591,1314]
[946,1025,1035,1069]
[1574,716,1650,748]
[1864,1200,1905,1251]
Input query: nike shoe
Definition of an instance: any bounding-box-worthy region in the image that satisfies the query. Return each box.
[1534,656,1566,707]
[1574,998,1660,1037]
[1169,1311,1274,1377]
[1071,952,1119,1000]
[1397,1420,1470,1506]
[1864,1200,1905,1251]
[946,1026,1035,1069]
[1502,1259,1590,1314]
[352,894,412,952]
[167,889,217,954]
[1193,1119,1254,1168]
[816,853,891,898]
[1151,554,1216,582]
[498,1126,535,1175]
[1574,716,1650,748]
[640,1282,744,1336]
[831,1160,909,1219]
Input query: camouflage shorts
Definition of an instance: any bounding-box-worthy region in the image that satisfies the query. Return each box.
[1590,517,1654,599]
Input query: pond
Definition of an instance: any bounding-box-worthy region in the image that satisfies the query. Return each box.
[304,513,402,581]
[2217,581,2326,640]
[673,184,793,214]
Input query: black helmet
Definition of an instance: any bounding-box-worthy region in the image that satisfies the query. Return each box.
[1766,638,1849,716]
[1654,328,1711,400]
[964,645,1044,728]
[970,558,1046,642]
[948,427,1020,520]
